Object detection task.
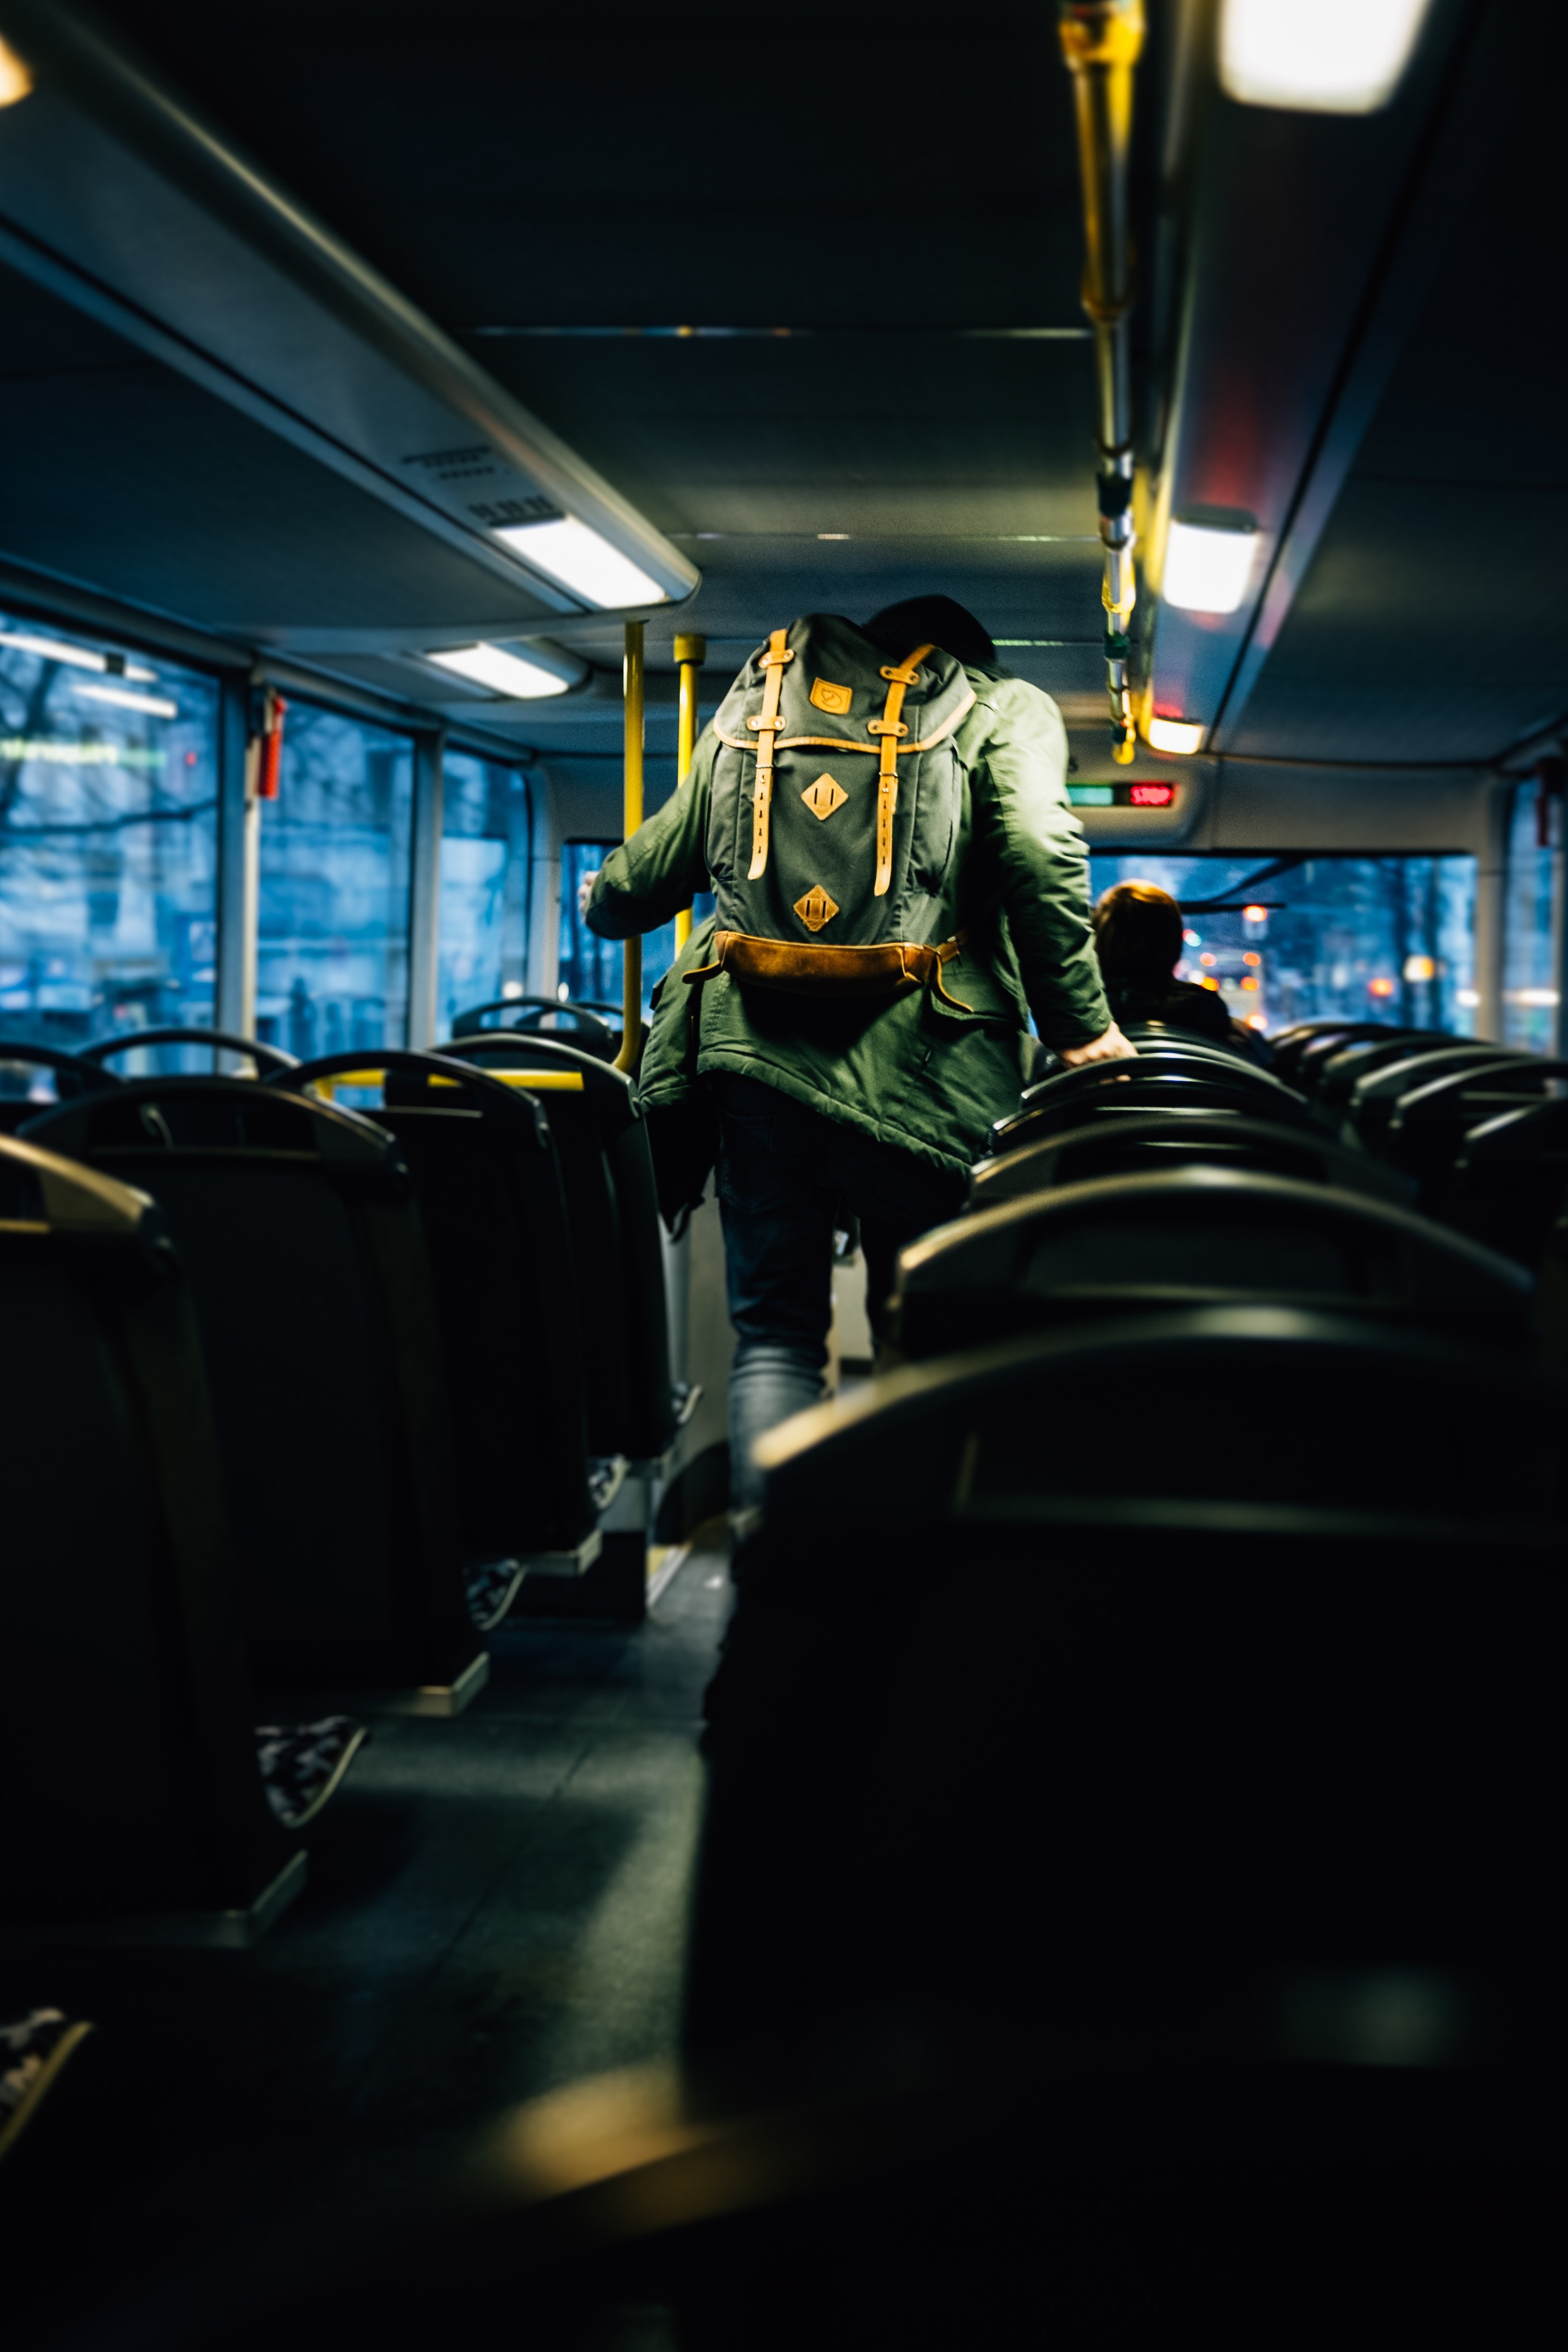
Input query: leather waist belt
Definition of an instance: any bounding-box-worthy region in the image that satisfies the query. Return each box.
[684,929,973,1008]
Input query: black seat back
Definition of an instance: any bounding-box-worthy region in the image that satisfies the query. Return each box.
[1121,1021,1265,1073]
[447,997,619,1060]
[971,1113,1416,1210]
[992,1062,1312,1153]
[0,1131,290,1920]
[1267,1021,1374,1081]
[446,1034,677,1460]
[1344,1044,1518,1150]
[1292,1026,1446,1097]
[1317,1031,1472,1114]
[1434,1098,1568,1267]
[24,1079,476,1692]
[723,1311,1562,2004]
[80,1026,300,1077]
[0,1041,119,1133]
[1387,1058,1568,1190]
[276,1051,595,1559]
[895,1166,1533,1360]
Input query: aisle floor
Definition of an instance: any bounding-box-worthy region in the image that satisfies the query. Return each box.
[5,1540,730,2346]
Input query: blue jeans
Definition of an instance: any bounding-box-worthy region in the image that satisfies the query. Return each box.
[715,1075,966,1510]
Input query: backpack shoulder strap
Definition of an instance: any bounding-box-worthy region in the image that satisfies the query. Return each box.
[746,628,795,880]
[868,642,934,898]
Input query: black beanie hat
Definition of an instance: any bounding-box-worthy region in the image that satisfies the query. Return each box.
[862,595,997,671]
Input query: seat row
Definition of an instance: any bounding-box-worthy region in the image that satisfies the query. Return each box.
[0,1020,689,1945]
[687,1014,1564,2054]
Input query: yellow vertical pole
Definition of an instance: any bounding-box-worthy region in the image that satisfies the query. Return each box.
[614,619,645,1072]
[672,630,705,952]
[1059,0,1145,764]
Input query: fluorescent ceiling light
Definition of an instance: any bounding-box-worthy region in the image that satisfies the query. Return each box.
[73,682,178,718]
[425,643,572,699]
[1219,0,1434,115]
[1163,514,1259,615]
[0,629,156,680]
[492,515,668,609]
[1146,717,1206,756]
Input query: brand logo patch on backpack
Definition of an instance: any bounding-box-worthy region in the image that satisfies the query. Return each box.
[809,677,853,715]
[802,773,848,821]
[793,886,839,932]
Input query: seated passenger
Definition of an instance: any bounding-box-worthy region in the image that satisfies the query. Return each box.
[1093,879,1240,1048]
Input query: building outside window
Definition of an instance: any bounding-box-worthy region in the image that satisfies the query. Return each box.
[438,752,531,1040]
[557,840,700,1019]
[1500,780,1557,1053]
[256,702,413,1057]
[1086,853,1477,1036]
[0,610,220,1083]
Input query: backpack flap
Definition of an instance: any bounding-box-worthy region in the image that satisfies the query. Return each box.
[702,614,976,996]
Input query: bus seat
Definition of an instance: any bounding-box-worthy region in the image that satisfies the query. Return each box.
[0,1044,119,1136]
[1316,1032,1477,1114]
[0,1132,298,1932]
[447,996,619,1060]
[693,1312,1562,2034]
[1343,1044,1520,1151]
[1385,1059,1568,1193]
[970,1113,1416,1212]
[80,1027,300,1079]
[1290,1026,1451,1098]
[1432,1097,1568,1268]
[1120,1020,1268,1072]
[891,1168,1534,1362]
[991,1064,1315,1157]
[274,1050,597,1568]
[445,1034,682,1463]
[22,1079,481,1701]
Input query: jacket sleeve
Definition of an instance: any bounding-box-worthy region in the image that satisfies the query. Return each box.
[584,731,714,940]
[965,678,1111,1048]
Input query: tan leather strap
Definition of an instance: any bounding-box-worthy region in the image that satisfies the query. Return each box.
[866,642,933,898]
[683,924,971,1008]
[714,690,975,760]
[745,628,794,880]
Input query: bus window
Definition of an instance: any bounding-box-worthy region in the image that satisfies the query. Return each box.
[257,705,413,1056]
[557,839,706,1017]
[0,610,219,1054]
[439,756,530,1039]
[1501,781,1557,1054]
[1087,853,1477,1037]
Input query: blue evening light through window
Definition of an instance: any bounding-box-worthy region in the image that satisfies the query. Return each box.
[1501,781,1557,1053]
[439,753,531,1038]
[557,840,707,1018]
[256,703,413,1056]
[0,609,219,1092]
[1086,852,1478,1036]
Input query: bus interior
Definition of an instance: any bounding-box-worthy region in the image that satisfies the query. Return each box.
[0,2,1561,2344]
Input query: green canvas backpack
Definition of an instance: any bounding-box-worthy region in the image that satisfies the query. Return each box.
[690,613,978,1002]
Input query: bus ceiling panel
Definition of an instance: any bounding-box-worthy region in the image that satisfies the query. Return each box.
[0,287,579,638]
[1145,0,1504,758]
[71,0,1091,332]
[0,1,699,618]
[466,332,1104,543]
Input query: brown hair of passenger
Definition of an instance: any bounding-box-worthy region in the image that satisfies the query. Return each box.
[1093,879,1185,985]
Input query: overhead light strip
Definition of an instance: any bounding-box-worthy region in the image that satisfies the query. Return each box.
[0,628,157,681]
[426,643,573,700]
[493,516,668,610]
[1219,0,1436,115]
[73,681,178,718]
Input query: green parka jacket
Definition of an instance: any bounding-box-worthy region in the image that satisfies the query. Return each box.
[586,667,1110,1180]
